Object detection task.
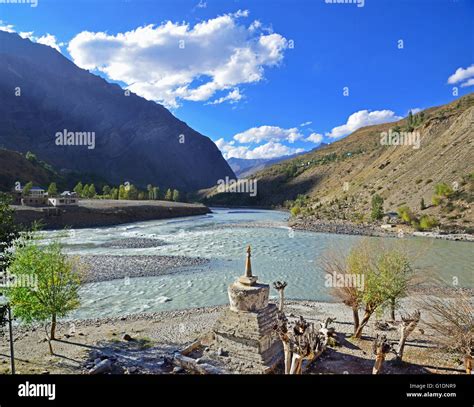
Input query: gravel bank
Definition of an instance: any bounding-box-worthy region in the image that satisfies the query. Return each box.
[79,255,210,283]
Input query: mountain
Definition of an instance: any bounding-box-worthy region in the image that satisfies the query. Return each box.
[227,146,327,178]
[0,31,234,192]
[200,94,474,231]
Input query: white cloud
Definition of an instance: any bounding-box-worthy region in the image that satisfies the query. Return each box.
[460,78,474,88]
[216,138,304,159]
[0,22,63,52]
[36,34,62,52]
[300,121,312,127]
[233,125,303,144]
[447,64,474,86]
[326,109,402,139]
[0,21,15,33]
[305,133,323,144]
[196,0,207,8]
[207,88,243,105]
[68,11,288,108]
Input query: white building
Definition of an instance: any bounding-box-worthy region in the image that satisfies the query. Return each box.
[48,191,78,207]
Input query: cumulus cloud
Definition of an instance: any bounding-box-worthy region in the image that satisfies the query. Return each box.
[216,138,304,159]
[68,11,288,108]
[300,121,312,127]
[305,133,323,144]
[233,125,303,144]
[447,64,474,87]
[326,109,402,139]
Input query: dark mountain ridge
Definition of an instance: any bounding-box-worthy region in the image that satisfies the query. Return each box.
[0,31,234,191]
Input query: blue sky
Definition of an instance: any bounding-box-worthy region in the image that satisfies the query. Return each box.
[1,0,473,159]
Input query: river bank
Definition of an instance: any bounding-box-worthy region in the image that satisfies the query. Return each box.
[0,298,468,375]
[289,217,474,242]
[12,199,211,230]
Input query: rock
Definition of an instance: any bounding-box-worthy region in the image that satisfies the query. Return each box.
[217,347,228,357]
[89,359,113,375]
[41,371,50,375]
[128,366,138,374]
[94,358,101,365]
[123,334,133,341]
[172,366,184,374]
[78,332,85,336]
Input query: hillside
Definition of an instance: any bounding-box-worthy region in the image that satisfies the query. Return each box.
[0,31,234,192]
[0,148,110,193]
[201,93,474,232]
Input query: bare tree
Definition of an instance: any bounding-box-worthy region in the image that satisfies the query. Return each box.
[372,334,392,374]
[274,312,335,374]
[395,310,421,362]
[422,291,473,374]
[273,281,287,312]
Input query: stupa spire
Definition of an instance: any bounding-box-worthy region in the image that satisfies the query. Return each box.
[245,245,252,278]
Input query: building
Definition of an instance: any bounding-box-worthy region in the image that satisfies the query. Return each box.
[48,191,78,207]
[21,186,48,207]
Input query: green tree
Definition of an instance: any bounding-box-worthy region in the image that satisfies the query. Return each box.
[147,184,153,200]
[73,182,83,196]
[22,181,33,197]
[379,250,412,320]
[110,188,119,200]
[47,183,58,197]
[102,185,111,197]
[172,189,180,202]
[119,185,127,200]
[0,193,19,275]
[87,184,96,198]
[6,239,82,354]
[81,184,89,198]
[152,187,160,200]
[371,194,384,221]
[164,188,173,201]
[127,184,138,200]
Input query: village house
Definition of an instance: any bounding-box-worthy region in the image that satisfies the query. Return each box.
[48,191,78,207]
[21,186,48,207]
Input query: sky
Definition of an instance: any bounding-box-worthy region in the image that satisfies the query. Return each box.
[0,0,473,160]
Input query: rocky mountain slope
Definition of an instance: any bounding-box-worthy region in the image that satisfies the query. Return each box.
[201,93,474,232]
[0,31,234,191]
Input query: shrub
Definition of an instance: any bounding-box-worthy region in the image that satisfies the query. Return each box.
[432,195,442,206]
[434,183,454,198]
[397,205,416,223]
[290,205,301,217]
[419,215,439,230]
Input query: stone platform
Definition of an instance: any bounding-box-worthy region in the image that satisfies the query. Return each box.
[211,246,283,373]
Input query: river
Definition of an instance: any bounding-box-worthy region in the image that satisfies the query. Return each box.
[42,208,473,319]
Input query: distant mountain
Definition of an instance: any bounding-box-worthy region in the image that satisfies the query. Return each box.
[0,31,235,192]
[227,146,327,178]
[200,94,474,232]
